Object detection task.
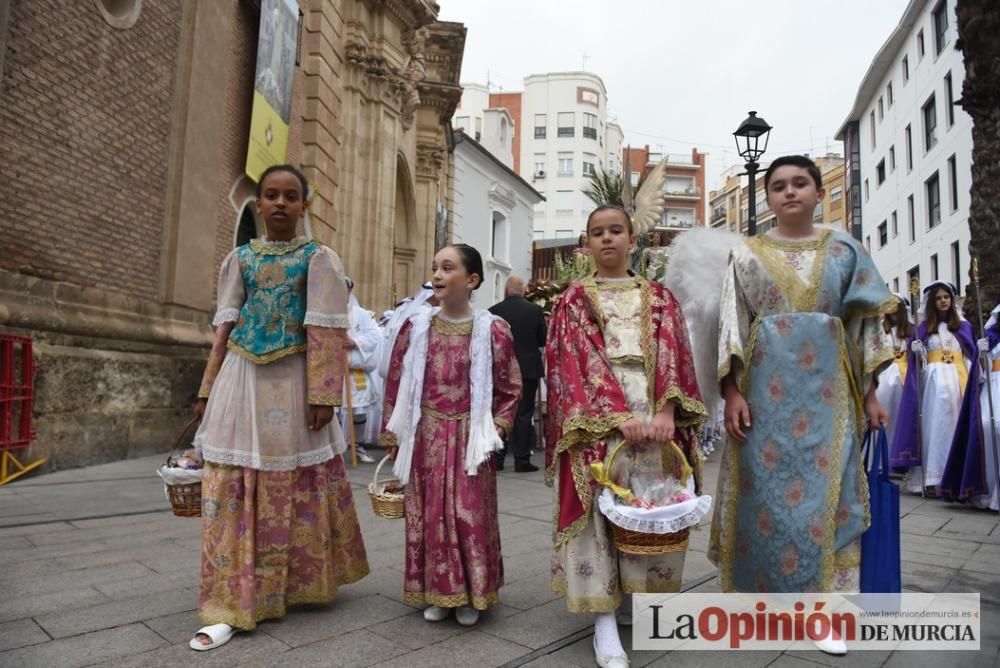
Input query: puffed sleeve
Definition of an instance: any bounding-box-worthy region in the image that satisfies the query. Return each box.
[198,250,244,398]
[213,249,245,326]
[304,246,349,406]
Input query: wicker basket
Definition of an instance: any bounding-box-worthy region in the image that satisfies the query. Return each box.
[368,455,405,519]
[599,438,693,556]
[163,416,202,518]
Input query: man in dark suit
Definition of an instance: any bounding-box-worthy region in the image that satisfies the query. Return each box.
[489,276,546,472]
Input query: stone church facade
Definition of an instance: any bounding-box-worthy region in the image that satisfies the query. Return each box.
[0,0,464,471]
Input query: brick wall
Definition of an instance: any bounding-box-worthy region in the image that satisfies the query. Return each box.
[0,0,181,301]
[490,91,522,173]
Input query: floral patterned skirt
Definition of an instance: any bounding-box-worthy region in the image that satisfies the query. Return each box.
[403,414,503,610]
[198,457,369,629]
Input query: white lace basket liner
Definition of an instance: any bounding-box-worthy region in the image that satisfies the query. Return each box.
[594,439,713,535]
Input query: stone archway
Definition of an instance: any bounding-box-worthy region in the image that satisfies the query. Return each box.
[392,153,418,304]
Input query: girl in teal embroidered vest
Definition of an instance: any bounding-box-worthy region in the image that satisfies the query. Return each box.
[189,165,369,651]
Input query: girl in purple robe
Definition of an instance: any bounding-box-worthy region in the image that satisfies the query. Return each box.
[891,281,987,501]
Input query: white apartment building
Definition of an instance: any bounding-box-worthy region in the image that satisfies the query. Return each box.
[836,0,972,298]
[451,110,543,307]
[522,72,624,239]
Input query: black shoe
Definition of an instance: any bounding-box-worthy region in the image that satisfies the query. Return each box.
[514,463,539,473]
[495,458,505,471]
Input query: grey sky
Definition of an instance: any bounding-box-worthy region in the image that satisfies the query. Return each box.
[439,0,913,191]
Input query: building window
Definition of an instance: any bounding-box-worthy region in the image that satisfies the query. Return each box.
[878,221,888,247]
[892,210,898,237]
[926,171,941,229]
[877,159,886,185]
[889,146,896,172]
[931,253,939,280]
[893,277,900,293]
[583,113,598,140]
[905,124,913,171]
[917,29,925,59]
[557,153,573,176]
[952,240,961,293]
[533,155,546,178]
[865,235,871,252]
[582,155,597,177]
[888,81,894,106]
[944,71,955,127]
[908,194,916,242]
[830,186,843,201]
[933,0,949,54]
[475,118,482,142]
[534,114,546,139]
[869,111,876,149]
[878,97,884,121]
[729,195,736,208]
[902,55,909,83]
[491,211,508,262]
[557,112,574,137]
[923,95,938,151]
[864,178,870,202]
[948,153,959,211]
[908,265,921,292]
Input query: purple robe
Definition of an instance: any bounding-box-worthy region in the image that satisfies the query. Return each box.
[890,320,987,500]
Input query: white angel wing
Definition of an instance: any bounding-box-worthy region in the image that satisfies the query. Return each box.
[631,157,669,234]
[663,227,741,417]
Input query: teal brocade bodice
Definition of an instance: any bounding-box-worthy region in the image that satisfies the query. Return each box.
[228,239,319,363]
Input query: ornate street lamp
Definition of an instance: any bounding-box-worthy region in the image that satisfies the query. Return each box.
[733,111,772,236]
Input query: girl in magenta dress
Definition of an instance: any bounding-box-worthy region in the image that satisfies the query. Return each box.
[380,244,521,626]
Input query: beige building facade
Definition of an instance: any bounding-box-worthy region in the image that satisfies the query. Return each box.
[0,0,464,471]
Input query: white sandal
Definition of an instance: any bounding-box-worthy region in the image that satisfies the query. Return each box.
[189,623,235,651]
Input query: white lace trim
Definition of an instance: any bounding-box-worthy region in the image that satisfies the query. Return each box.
[197,442,335,471]
[213,308,241,326]
[304,312,350,328]
[597,488,713,534]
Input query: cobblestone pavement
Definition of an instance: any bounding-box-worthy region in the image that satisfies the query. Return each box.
[0,451,997,667]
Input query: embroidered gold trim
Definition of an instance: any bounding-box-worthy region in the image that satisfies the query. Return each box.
[227,341,307,364]
[655,388,709,429]
[422,405,471,420]
[249,237,311,255]
[431,317,474,335]
[402,590,499,611]
[307,394,343,407]
[748,229,831,313]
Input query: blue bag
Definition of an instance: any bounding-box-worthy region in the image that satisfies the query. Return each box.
[860,426,901,593]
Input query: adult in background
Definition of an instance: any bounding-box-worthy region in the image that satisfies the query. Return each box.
[490,276,546,472]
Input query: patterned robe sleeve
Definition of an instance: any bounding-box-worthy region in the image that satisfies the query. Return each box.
[304,246,349,406]
[490,319,522,436]
[838,235,895,394]
[378,319,413,447]
[198,250,244,399]
[653,284,709,427]
[717,249,752,385]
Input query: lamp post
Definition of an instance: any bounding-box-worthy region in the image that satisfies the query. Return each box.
[733,111,772,236]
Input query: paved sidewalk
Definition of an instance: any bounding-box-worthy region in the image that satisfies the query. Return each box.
[0,451,997,667]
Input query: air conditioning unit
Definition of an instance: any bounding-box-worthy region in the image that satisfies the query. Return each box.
[534,170,546,179]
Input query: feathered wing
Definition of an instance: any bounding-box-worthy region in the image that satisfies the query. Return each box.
[631,157,669,234]
[662,227,741,417]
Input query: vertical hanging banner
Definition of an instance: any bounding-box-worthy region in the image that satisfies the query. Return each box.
[245,0,300,182]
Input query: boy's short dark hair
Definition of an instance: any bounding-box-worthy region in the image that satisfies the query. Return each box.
[764,155,823,191]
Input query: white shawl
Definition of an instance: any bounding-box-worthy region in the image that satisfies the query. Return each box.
[386,307,504,485]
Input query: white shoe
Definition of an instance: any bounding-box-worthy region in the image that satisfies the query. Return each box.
[423,606,450,622]
[812,633,847,655]
[593,635,629,668]
[455,605,480,626]
[189,624,235,651]
[356,447,376,464]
